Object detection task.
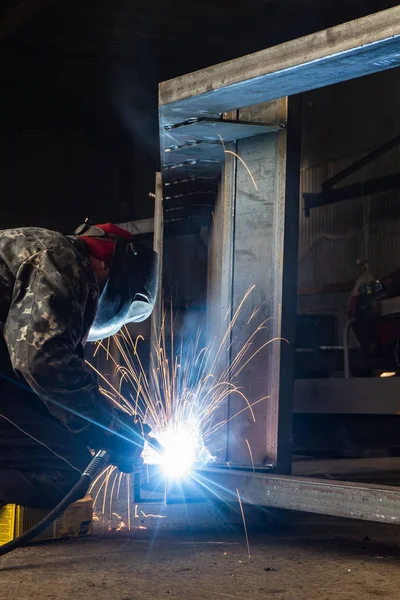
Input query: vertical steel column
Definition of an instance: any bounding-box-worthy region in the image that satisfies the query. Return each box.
[151,172,164,347]
[221,98,301,473]
[207,111,238,341]
[206,140,237,462]
[269,96,302,473]
[207,151,237,337]
[205,111,238,461]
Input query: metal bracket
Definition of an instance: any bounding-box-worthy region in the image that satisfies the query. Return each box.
[163,117,282,141]
[162,159,222,181]
[161,118,283,177]
[164,141,225,166]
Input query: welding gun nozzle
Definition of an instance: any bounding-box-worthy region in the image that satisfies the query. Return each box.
[146,435,164,453]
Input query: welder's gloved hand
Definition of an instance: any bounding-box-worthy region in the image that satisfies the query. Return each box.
[102,411,151,473]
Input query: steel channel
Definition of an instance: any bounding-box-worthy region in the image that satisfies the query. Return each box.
[159,7,400,123]
[270,95,302,473]
[196,468,400,525]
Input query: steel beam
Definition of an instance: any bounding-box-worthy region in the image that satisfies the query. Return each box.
[216,98,300,472]
[117,218,154,235]
[322,134,400,190]
[206,112,237,463]
[151,172,164,346]
[304,171,400,213]
[159,7,400,123]
[294,377,400,414]
[196,468,400,525]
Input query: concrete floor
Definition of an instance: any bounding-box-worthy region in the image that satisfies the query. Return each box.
[1,508,400,600]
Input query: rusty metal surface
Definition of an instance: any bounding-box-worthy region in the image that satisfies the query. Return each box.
[198,467,400,524]
[159,7,400,123]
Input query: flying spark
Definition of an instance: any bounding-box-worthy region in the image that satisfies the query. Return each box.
[89,286,279,551]
[88,286,276,481]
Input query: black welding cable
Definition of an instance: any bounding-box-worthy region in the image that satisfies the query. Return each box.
[0,449,110,558]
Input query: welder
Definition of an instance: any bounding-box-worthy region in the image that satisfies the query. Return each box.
[0,221,158,508]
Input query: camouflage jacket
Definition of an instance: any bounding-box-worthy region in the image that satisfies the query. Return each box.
[0,227,113,439]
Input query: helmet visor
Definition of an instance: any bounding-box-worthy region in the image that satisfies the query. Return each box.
[87,239,158,342]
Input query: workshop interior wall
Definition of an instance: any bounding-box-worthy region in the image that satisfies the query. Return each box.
[299,66,400,342]
[0,128,120,233]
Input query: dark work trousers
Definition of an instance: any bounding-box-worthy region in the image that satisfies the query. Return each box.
[0,375,92,508]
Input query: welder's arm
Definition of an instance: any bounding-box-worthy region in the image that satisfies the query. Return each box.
[3,247,142,463]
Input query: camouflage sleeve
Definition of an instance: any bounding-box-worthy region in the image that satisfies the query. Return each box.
[4,245,113,437]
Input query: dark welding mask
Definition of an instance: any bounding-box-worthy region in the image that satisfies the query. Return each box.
[75,222,159,342]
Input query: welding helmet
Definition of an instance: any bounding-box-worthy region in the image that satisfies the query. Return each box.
[76,221,159,341]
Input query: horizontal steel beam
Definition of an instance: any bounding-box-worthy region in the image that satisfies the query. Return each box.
[322,134,400,190]
[196,468,400,524]
[159,7,400,124]
[118,213,212,238]
[117,218,154,235]
[294,348,397,375]
[294,377,400,414]
[304,172,400,213]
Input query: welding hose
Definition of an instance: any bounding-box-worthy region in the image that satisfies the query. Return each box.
[0,449,110,558]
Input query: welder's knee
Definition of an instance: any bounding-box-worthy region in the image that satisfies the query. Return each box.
[0,468,83,509]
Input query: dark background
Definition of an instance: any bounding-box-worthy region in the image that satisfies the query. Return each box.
[0,0,398,233]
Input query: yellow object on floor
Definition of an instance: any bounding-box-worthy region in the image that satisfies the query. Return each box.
[0,495,93,546]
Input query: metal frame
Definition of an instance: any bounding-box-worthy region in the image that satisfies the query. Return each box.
[158,6,400,519]
[159,8,400,119]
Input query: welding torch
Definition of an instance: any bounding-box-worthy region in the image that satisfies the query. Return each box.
[146,434,164,454]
